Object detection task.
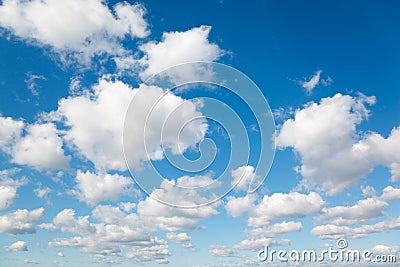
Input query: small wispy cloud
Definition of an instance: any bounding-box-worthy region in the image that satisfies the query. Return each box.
[25,72,46,96]
[295,70,333,95]
[301,70,322,94]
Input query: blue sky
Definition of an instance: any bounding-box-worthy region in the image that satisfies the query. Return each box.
[0,0,400,266]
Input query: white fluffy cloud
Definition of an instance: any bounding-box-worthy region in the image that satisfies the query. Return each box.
[11,123,70,170]
[0,0,149,65]
[247,221,302,239]
[138,26,223,79]
[371,244,400,256]
[56,79,135,171]
[234,237,290,251]
[0,117,70,170]
[166,232,191,243]
[311,216,400,239]
[225,193,257,218]
[209,245,236,257]
[277,93,400,194]
[137,179,220,232]
[0,208,44,235]
[225,191,322,252]
[73,170,134,206]
[0,115,24,153]
[0,186,17,211]
[380,186,400,201]
[55,78,207,171]
[231,165,259,192]
[123,83,207,169]
[317,198,388,226]
[0,170,26,211]
[43,206,170,264]
[248,192,324,227]
[4,240,28,251]
[165,232,193,248]
[124,238,170,264]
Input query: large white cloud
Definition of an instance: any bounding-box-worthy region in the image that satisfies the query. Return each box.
[11,123,70,170]
[231,165,259,192]
[0,208,44,235]
[277,93,400,194]
[0,186,17,211]
[233,237,290,251]
[55,79,135,171]
[72,170,134,206]
[380,186,400,201]
[225,193,257,218]
[0,117,70,170]
[137,178,220,232]
[0,170,26,211]
[138,25,224,79]
[317,198,388,226]
[0,0,149,65]
[311,216,400,239]
[247,221,302,239]
[0,115,24,153]
[248,192,324,227]
[209,245,236,257]
[55,78,207,171]
[42,206,170,264]
[4,240,28,251]
[225,191,323,253]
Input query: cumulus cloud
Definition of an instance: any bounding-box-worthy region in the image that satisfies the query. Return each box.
[137,25,223,81]
[4,240,28,251]
[137,179,220,232]
[317,198,388,226]
[11,123,70,170]
[225,191,322,252]
[166,232,191,243]
[1,118,70,170]
[247,221,302,239]
[0,0,149,65]
[277,93,400,194]
[42,176,220,263]
[124,237,170,264]
[0,186,17,211]
[72,170,134,206]
[248,192,324,227]
[234,237,290,251]
[166,232,193,248]
[380,186,400,201]
[43,206,170,264]
[55,79,135,171]
[371,244,400,256]
[54,78,207,171]
[231,165,259,192]
[0,170,26,211]
[0,115,24,154]
[209,245,236,257]
[311,216,400,239]
[34,187,51,199]
[0,208,44,235]
[225,193,257,218]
